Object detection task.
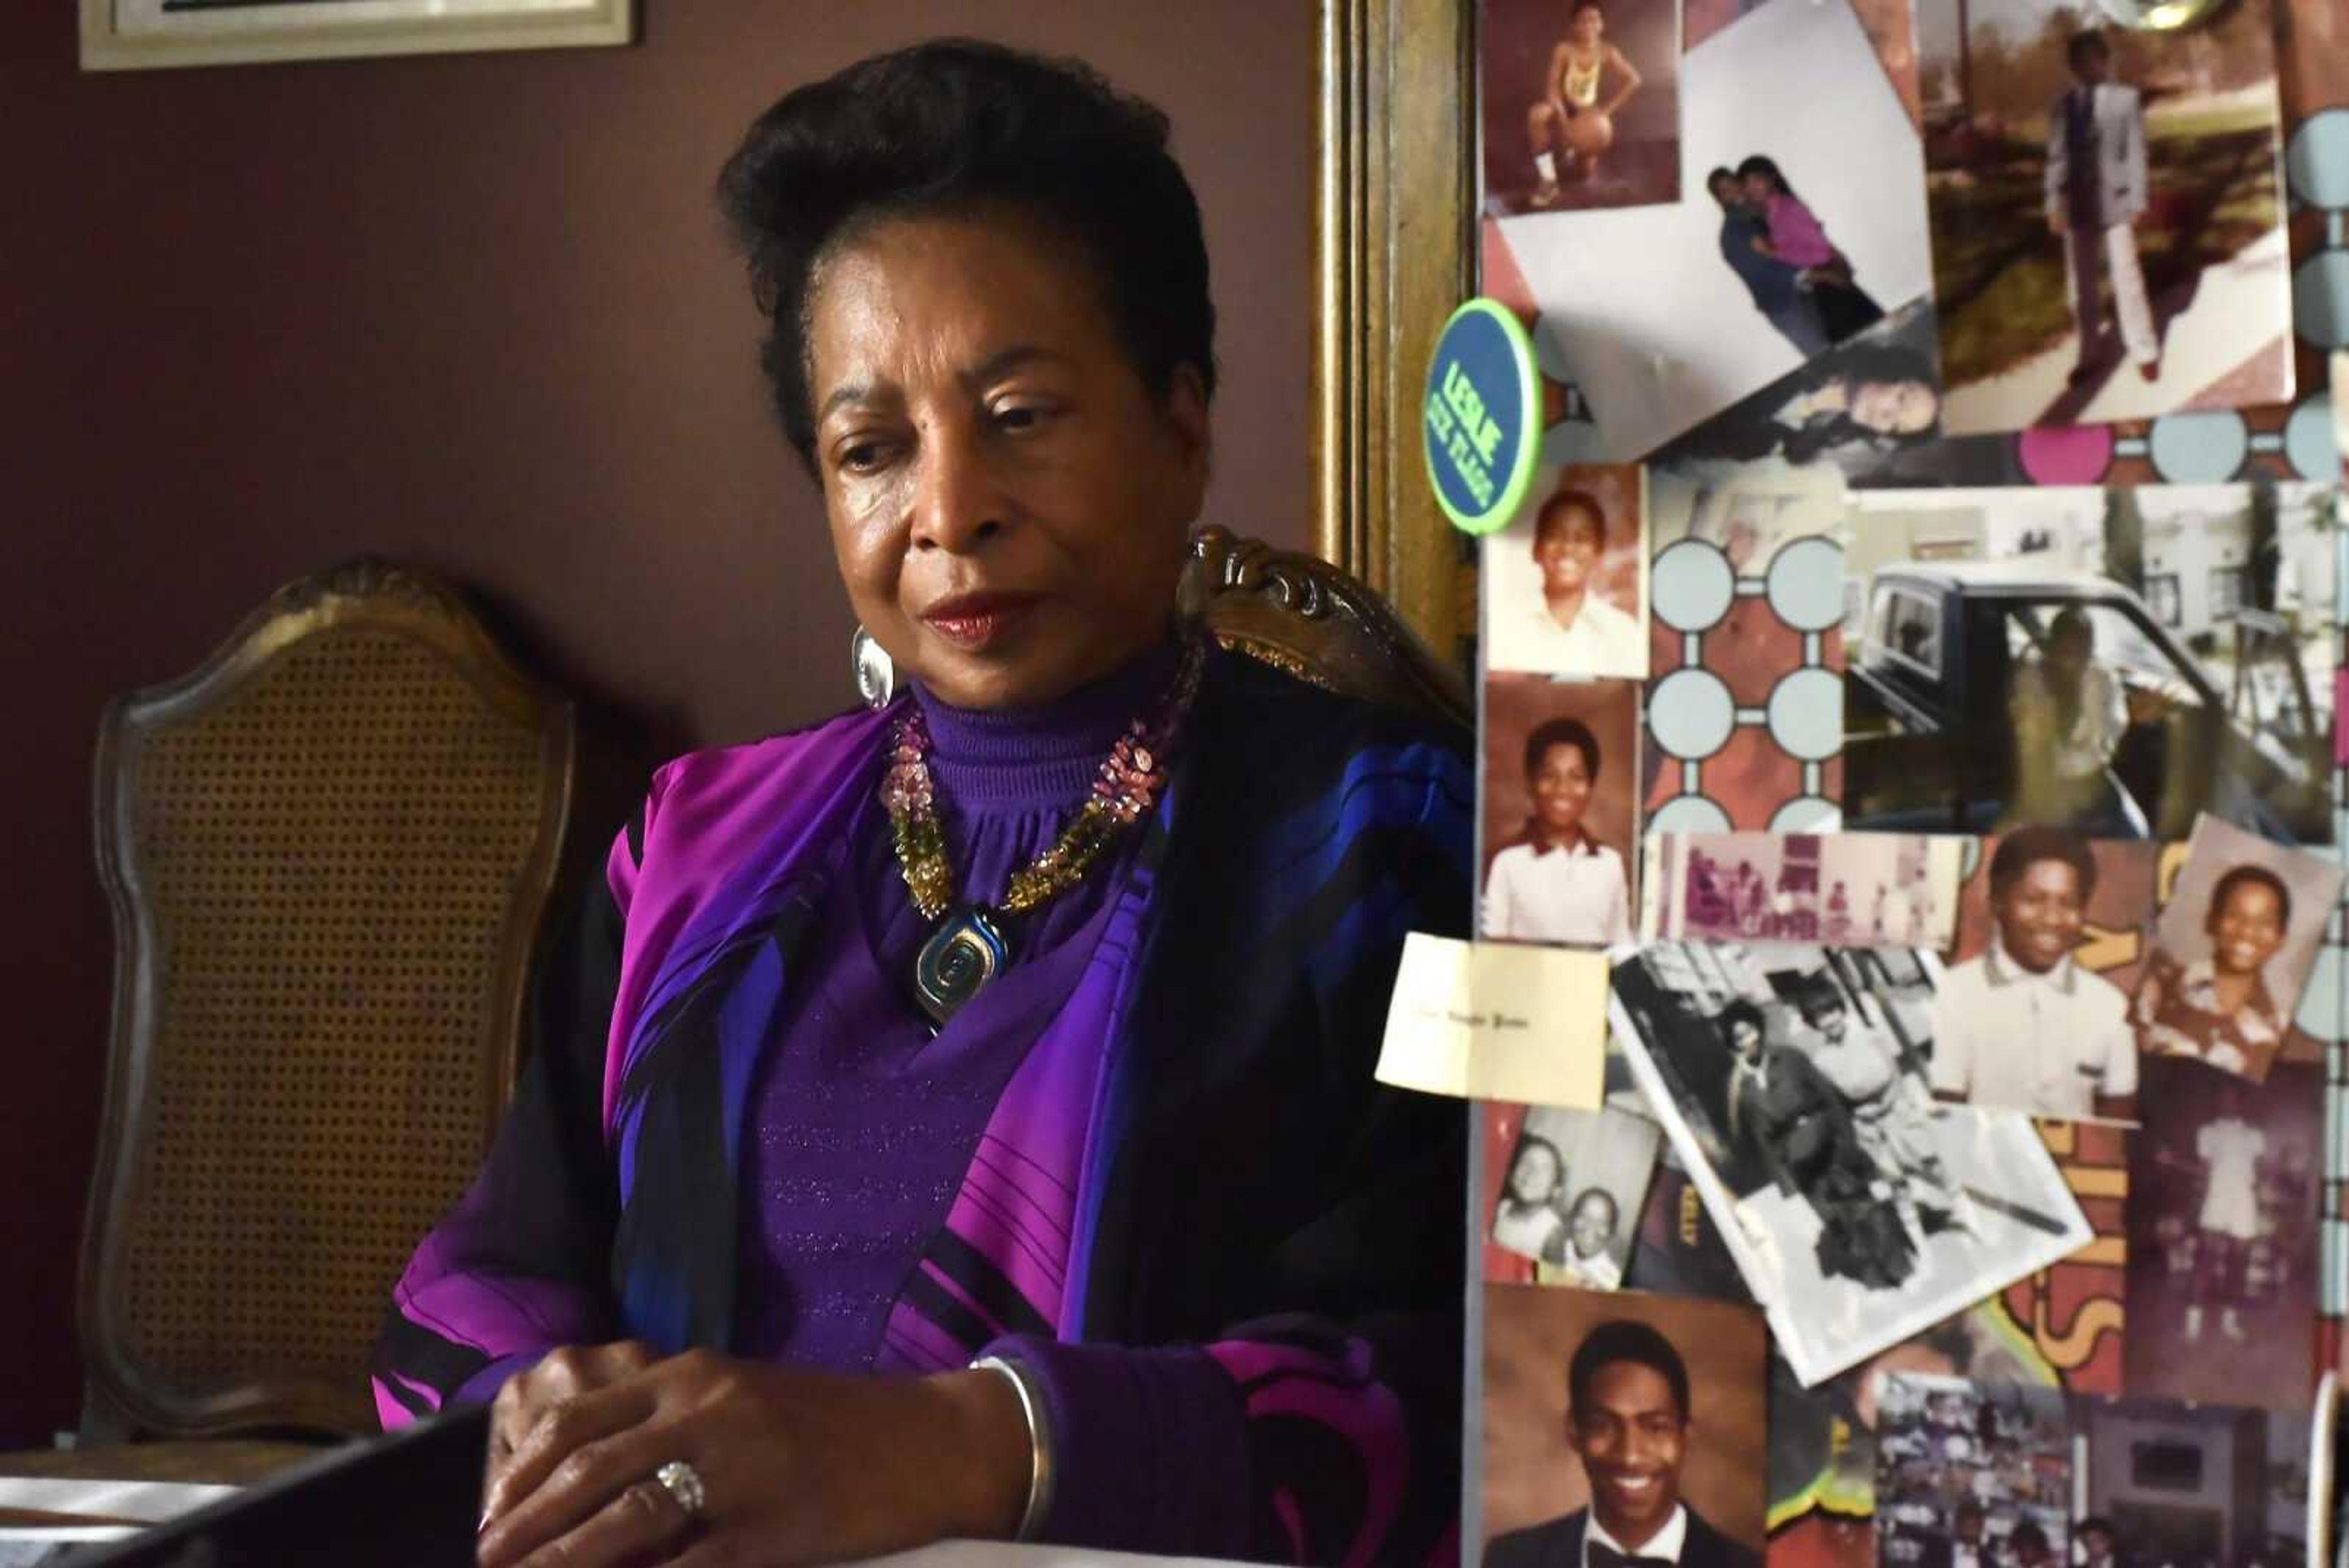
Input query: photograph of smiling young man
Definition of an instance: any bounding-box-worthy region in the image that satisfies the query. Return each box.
[1483,676,1641,948]
[1486,466,1652,682]
[1929,828,2140,1124]
[1485,1312,1765,1568]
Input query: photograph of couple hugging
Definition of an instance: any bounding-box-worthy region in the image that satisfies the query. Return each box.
[1709,157,1884,359]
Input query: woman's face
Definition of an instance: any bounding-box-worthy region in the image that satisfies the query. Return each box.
[1531,740,1595,837]
[2211,878,2287,978]
[806,212,1211,710]
[1507,1140,1562,1205]
[1534,504,1604,597]
[1851,378,1940,436]
[1567,1191,1614,1257]
[1569,6,1605,44]
[1740,169,1773,204]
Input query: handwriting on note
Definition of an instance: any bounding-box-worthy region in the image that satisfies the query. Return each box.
[1375,932,1609,1108]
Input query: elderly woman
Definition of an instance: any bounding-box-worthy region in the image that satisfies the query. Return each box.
[373,40,1471,1568]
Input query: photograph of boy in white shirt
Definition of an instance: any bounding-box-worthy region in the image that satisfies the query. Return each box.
[1483,715,1635,947]
[1485,469,1650,682]
[1930,827,2138,1123]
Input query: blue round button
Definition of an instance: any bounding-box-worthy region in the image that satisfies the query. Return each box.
[1423,299,1541,535]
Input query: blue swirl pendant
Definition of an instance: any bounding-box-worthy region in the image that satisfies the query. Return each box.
[914,906,1011,1029]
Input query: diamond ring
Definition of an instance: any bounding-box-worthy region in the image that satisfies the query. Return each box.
[652,1459,707,1520]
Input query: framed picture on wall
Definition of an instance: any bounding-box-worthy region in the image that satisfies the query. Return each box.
[80,0,633,72]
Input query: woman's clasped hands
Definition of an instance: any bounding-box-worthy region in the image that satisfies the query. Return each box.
[474,1342,1031,1568]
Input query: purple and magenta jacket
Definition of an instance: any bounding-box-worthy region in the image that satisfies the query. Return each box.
[373,650,1473,1564]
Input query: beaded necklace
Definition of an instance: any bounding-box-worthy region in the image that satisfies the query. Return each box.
[881,639,1204,1027]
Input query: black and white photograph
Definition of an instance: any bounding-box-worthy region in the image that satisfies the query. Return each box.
[1491,1101,1664,1288]
[2125,1057,2322,1409]
[1843,482,2337,844]
[1608,938,2092,1386]
[1642,831,1964,951]
[1484,464,1652,681]
[1494,0,1933,461]
[1875,1372,2073,1568]
[2136,814,2345,1083]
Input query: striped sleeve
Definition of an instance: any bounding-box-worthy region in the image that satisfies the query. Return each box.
[369,816,640,1428]
[985,729,1474,1566]
[987,1317,1453,1567]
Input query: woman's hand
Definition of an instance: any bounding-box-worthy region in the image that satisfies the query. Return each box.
[484,1341,662,1493]
[475,1347,1031,1568]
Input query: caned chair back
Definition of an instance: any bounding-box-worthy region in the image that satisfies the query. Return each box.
[84,561,573,1438]
[1192,526,1471,726]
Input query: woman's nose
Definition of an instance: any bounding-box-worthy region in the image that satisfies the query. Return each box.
[909,426,1006,552]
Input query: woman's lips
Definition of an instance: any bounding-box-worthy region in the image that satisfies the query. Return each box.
[922,594,1041,650]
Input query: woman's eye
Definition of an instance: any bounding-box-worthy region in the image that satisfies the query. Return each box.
[994,403,1052,433]
[837,440,888,474]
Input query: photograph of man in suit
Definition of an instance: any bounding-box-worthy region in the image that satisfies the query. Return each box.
[2047,29,2158,385]
[1719,1000,1854,1205]
[1487,1319,1763,1568]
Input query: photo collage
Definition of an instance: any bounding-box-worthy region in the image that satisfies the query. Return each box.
[1440,0,2346,1562]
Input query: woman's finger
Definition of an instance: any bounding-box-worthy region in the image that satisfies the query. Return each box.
[504,1474,700,1568]
[480,1382,659,1540]
[480,1419,696,1568]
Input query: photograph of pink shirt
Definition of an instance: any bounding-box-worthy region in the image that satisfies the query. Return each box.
[1766,193,1835,267]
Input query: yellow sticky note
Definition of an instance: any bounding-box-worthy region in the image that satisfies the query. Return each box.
[1374,932,1609,1109]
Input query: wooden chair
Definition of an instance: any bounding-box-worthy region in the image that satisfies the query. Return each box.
[82,560,575,1440]
[1190,525,1471,727]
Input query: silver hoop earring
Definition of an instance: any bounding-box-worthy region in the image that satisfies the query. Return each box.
[851,626,896,710]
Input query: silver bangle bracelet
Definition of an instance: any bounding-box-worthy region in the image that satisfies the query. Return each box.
[970,1354,1055,1542]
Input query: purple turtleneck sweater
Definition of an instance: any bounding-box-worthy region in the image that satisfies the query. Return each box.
[729,645,1173,1365]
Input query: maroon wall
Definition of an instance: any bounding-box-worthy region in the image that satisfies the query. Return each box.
[0,4,1312,1444]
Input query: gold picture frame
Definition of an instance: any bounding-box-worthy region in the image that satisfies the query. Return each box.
[80,0,633,72]
[1313,0,1479,666]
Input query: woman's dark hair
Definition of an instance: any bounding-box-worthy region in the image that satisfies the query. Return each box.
[1827,344,1937,406]
[1569,1318,1690,1421]
[1534,488,1608,550]
[2208,863,2292,933]
[1568,1186,1619,1229]
[1571,0,1606,16]
[1504,1134,1565,1201]
[718,39,1218,469]
[1779,343,1940,463]
[1735,154,1793,200]
[1989,827,2098,904]
[1523,716,1601,786]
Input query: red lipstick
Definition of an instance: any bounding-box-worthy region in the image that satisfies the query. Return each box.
[922,591,1041,650]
